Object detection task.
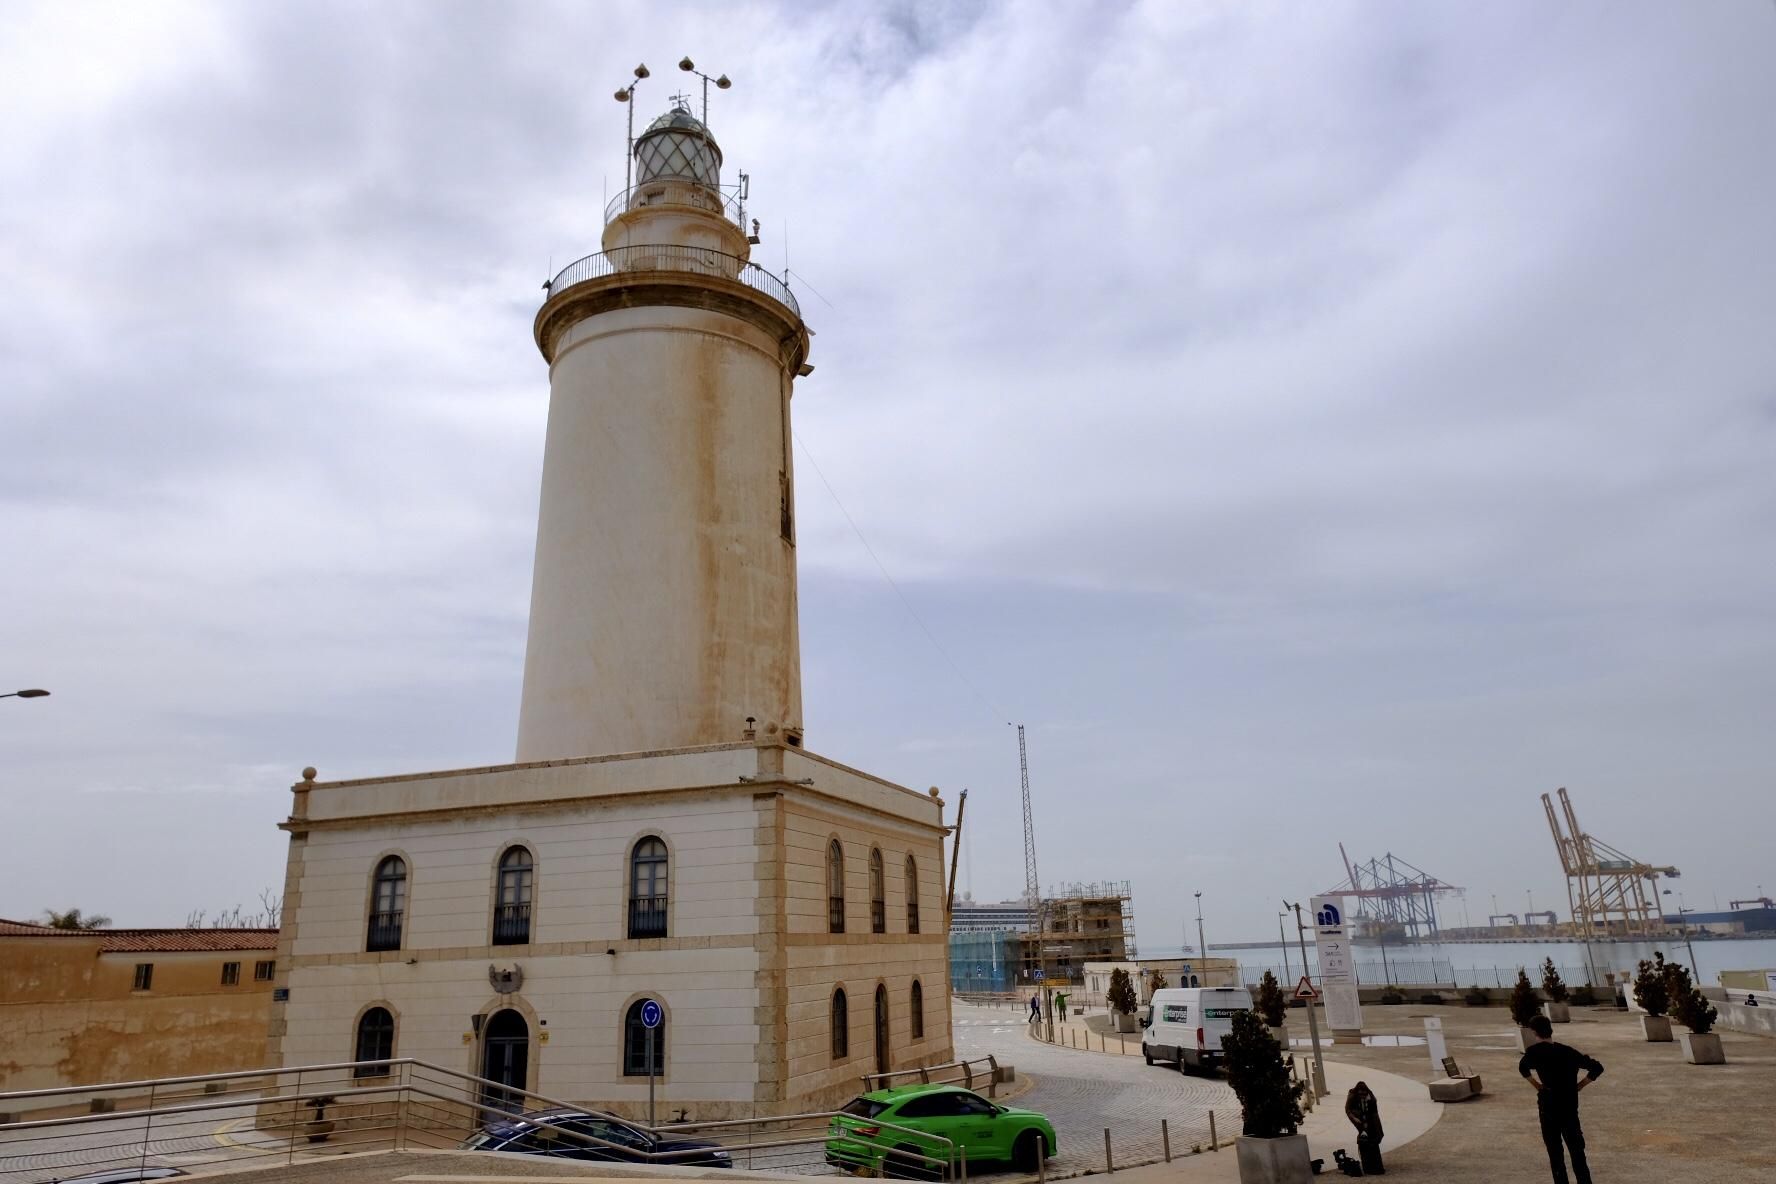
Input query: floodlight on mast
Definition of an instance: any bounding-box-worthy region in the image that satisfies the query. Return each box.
[677,56,732,125]
[613,63,650,193]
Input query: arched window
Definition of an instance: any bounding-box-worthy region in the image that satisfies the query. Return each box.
[905,855,920,935]
[911,980,925,1039]
[869,849,886,934]
[623,999,666,1076]
[353,1006,394,1077]
[831,988,848,1060]
[493,846,533,945]
[367,856,406,951]
[827,840,845,934]
[629,837,668,938]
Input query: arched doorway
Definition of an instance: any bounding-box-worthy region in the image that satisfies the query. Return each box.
[873,985,890,1075]
[480,1009,529,1112]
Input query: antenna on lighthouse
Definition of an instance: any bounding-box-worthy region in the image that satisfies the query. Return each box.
[678,56,732,125]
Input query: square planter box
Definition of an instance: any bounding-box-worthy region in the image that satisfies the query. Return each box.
[1268,1023,1289,1049]
[1235,1133,1312,1184]
[1641,1015,1673,1042]
[1111,1011,1139,1033]
[1544,1001,1571,1023]
[1516,1026,1539,1051]
[1679,1030,1725,1064]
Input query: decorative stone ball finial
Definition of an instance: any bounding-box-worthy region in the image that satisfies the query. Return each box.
[301,767,318,783]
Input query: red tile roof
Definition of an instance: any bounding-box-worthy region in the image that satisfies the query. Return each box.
[0,919,279,952]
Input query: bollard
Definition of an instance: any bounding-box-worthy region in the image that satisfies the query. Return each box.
[1161,1118,1171,1162]
[1103,1128,1115,1173]
[1038,1143,1047,1184]
[1119,1034,1125,1055]
[1209,1110,1218,1151]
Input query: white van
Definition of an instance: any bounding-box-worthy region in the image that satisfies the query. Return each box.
[1140,986,1250,1074]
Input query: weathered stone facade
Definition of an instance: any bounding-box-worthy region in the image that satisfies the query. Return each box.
[269,742,953,1119]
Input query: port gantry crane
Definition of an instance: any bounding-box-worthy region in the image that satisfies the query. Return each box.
[1332,844,1459,940]
[1543,786,1678,938]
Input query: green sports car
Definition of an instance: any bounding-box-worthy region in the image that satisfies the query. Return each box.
[826,1084,1057,1176]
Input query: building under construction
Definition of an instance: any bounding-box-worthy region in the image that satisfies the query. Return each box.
[948,881,1137,993]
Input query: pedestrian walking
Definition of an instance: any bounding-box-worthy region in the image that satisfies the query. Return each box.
[1518,1014,1603,1184]
[1344,1080,1385,1174]
[1029,993,1041,1023]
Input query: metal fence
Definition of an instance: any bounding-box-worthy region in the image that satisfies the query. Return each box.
[0,1058,961,1183]
[544,244,800,319]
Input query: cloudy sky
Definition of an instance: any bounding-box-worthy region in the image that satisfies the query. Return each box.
[3,1,1773,952]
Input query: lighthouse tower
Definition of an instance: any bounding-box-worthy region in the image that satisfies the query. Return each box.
[518,100,811,762]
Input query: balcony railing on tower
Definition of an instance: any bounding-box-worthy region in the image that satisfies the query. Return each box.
[492,903,531,945]
[628,895,668,939]
[543,245,800,320]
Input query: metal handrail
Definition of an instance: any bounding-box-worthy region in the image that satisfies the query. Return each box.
[0,1057,959,1179]
[544,244,800,320]
[603,180,744,228]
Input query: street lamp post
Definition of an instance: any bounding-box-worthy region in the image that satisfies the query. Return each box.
[613,63,651,196]
[1283,899,1328,1098]
[1194,891,1207,982]
[676,57,732,126]
[2,689,50,700]
[1278,912,1292,986]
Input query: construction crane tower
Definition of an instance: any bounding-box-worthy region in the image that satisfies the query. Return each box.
[1543,787,1678,938]
[1017,724,1040,938]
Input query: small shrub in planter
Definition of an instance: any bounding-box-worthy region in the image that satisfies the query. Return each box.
[1224,1009,1309,1181]
[1464,987,1490,1007]
[1666,963,1717,1033]
[1633,954,1674,1042]
[1509,969,1541,1028]
[1570,986,1597,1006]
[1149,972,1169,993]
[1108,967,1137,1015]
[1378,989,1406,1005]
[1633,954,1670,1017]
[1420,994,1446,1006]
[1255,970,1287,1028]
[1540,959,1569,1003]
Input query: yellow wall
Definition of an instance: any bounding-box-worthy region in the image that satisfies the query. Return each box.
[0,938,274,1092]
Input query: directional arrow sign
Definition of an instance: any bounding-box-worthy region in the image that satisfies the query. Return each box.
[1295,976,1319,1001]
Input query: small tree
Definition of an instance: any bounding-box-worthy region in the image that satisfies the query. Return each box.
[1540,958,1569,1004]
[1633,954,1670,1017]
[1107,967,1138,1015]
[1256,970,1287,1027]
[1509,968,1541,1027]
[1222,1009,1305,1138]
[1663,961,1717,1034]
[43,908,111,930]
[1148,971,1169,993]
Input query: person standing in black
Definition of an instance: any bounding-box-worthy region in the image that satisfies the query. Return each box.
[1518,1014,1604,1184]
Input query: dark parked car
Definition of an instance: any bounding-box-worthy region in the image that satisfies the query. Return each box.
[461,1108,732,1167]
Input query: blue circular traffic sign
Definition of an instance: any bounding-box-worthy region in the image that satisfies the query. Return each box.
[640,999,663,1029]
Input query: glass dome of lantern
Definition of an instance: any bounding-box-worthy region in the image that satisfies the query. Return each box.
[633,102,723,190]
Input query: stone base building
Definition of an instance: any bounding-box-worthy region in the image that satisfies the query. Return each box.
[0,919,278,1097]
[269,740,953,1119]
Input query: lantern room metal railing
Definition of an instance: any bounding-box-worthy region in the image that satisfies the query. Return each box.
[603,180,746,229]
[544,244,800,321]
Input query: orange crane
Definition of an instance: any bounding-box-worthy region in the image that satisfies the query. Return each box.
[1542,787,1678,938]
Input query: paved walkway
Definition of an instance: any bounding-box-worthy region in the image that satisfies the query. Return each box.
[951,998,1439,1180]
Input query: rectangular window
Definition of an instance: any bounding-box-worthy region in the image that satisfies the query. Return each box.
[254,960,275,982]
[132,964,153,991]
[221,962,240,986]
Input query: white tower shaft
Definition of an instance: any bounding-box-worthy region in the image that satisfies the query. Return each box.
[517,104,810,761]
